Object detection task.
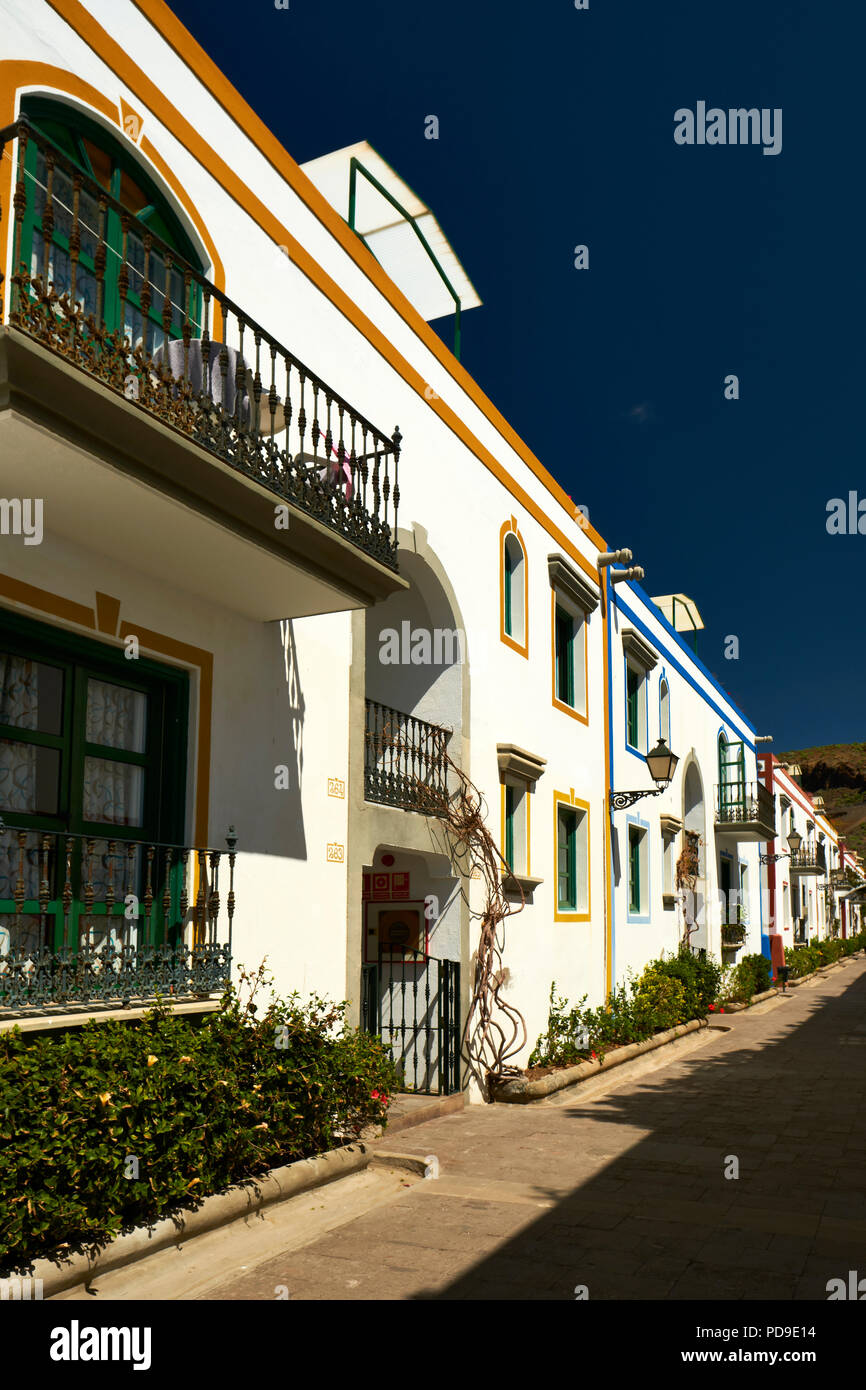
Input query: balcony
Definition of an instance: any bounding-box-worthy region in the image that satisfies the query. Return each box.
[364,699,451,815]
[789,844,827,876]
[830,866,857,890]
[714,780,776,843]
[0,819,234,1017]
[0,118,406,619]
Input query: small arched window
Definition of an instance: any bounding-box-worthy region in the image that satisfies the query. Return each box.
[659,678,670,745]
[502,529,527,652]
[18,97,205,352]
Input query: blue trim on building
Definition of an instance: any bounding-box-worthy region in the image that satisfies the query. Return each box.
[613,590,757,751]
[658,668,671,744]
[626,580,758,731]
[625,812,651,924]
[623,652,650,758]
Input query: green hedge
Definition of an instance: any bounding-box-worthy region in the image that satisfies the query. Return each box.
[0,976,401,1275]
[530,947,722,1067]
[723,952,772,1003]
[786,930,866,979]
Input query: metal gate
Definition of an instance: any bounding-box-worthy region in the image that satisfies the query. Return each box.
[361,948,461,1095]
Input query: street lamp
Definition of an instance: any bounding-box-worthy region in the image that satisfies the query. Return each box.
[760,828,802,865]
[610,739,679,810]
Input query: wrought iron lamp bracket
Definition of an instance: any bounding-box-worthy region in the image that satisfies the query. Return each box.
[759,851,789,864]
[609,786,667,811]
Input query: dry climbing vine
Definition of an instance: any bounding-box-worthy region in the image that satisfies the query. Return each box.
[434,752,528,1095]
[676,830,702,948]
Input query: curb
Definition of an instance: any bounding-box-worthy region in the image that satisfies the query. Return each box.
[493,1017,709,1104]
[370,1150,439,1180]
[32,1141,374,1298]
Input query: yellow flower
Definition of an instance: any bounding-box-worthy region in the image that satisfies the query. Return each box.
[147,1055,158,1067]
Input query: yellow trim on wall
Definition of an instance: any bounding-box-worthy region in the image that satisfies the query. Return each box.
[499,517,528,659]
[553,788,591,923]
[550,590,589,726]
[0,575,212,848]
[601,569,612,996]
[0,61,226,333]
[40,0,607,584]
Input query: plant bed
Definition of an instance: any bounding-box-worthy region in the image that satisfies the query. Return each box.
[495,1018,712,1104]
[0,965,401,1277]
[526,948,722,1072]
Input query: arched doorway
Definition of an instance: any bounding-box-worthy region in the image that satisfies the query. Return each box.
[682,757,707,950]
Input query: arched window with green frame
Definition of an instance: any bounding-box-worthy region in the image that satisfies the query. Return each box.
[17,97,205,354]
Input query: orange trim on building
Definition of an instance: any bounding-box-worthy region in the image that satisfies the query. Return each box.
[499,517,529,659]
[42,0,605,582]
[0,60,225,330]
[552,788,591,923]
[550,590,589,727]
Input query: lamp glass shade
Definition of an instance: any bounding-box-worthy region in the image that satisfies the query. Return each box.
[787,829,803,854]
[645,739,678,785]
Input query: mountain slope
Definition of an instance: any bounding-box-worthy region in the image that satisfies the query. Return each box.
[780,743,866,860]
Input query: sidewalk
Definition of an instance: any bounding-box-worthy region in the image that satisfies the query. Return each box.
[62,958,866,1301]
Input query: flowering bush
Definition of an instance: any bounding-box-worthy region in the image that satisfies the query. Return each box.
[0,966,401,1276]
[724,952,772,1002]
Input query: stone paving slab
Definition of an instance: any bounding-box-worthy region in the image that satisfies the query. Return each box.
[195,959,866,1300]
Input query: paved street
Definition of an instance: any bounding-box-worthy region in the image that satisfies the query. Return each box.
[200,958,866,1300]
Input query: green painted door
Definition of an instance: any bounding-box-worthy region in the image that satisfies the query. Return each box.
[0,612,188,955]
[17,98,203,352]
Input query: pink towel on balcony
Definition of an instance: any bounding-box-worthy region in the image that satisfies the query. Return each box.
[317,430,354,500]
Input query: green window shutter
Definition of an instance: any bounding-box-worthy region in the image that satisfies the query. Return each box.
[555,607,574,706]
[629,829,641,913]
[505,783,515,867]
[504,544,513,635]
[557,806,576,910]
[627,667,641,746]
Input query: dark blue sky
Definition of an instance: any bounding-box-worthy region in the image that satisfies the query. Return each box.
[169,0,863,752]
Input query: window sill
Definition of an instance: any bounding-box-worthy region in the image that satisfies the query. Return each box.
[502,871,544,898]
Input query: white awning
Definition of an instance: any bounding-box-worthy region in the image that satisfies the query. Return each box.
[300,142,482,325]
[650,593,706,633]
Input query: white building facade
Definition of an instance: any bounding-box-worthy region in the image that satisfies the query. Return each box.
[0,0,854,1100]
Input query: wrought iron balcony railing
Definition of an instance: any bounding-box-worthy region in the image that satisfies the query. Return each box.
[714,780,776,835]
[364,699,451,814]
[789,844,827,874]
[0,819,235,1014]
[0,117,400,570]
